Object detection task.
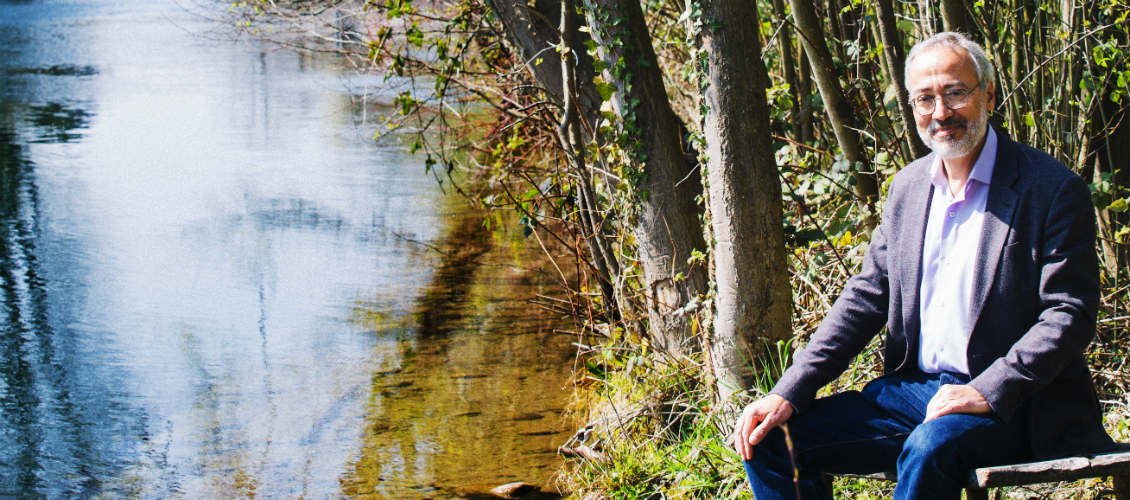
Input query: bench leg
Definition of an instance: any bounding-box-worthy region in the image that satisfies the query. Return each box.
[1115,473,1130,500]
[965,488,989,500]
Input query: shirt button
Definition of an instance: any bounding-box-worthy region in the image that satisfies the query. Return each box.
[949,211,956,218]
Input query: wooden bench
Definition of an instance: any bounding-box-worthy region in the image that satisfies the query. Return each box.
[825,444,1130,499]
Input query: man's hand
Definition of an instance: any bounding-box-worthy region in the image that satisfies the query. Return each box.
[732,394,794,461]
[925,384,991,421]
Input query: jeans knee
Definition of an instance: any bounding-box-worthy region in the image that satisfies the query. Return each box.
[752,427,789,461]
[898,419,967,474]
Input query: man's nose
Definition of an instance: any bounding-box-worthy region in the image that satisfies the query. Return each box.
[931,97,953,122]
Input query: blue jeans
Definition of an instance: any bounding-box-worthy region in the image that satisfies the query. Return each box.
[743,371,1033,500]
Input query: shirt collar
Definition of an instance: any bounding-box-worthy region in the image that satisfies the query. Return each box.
[928,126,999,196]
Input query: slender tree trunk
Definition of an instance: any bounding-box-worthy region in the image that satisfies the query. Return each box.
[788,0,879,205]
[870,21,892,90]
[771,0,803,144]
[557,0,620,321]
[918,0,937,37]
[485,0,622,319]
[1094,91,1130,273]
[584,0,709,356]
[1033,8,1046,145]
[798,44,814,144]
[939,0,968,33]
[485,0,603,129]
[699,0,794,399]
[849,6,872,84]
[875,0,927,160]
[825,0,846,62]
[1008,0,1024,135]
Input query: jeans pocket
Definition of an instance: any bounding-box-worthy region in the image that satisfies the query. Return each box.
[940,371,970,386]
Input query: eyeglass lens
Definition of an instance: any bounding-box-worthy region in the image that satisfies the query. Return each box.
[914,90,971,114]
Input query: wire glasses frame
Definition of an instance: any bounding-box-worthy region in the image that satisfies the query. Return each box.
[910,85,981,115]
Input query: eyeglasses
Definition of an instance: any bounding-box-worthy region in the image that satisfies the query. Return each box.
[910,86,980,115]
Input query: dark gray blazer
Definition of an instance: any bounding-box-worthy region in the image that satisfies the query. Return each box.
[771,131,1116,460]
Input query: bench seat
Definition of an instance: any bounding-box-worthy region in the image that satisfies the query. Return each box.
[827,443,1130,499]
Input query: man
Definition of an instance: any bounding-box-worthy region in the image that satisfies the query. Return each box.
[732,32,1115,500]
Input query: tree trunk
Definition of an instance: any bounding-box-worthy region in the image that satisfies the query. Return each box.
[939,0,968,33]
[824,0,846,63]
[1093,90,1130,274]
[788,0,879,205]
[875,0,928,160]
[771,0,803,144]
[700,0,794,399]
[583,0,709,356]
[1008,0,1024,136]
[485,0,603,129]
[557,0,621,321]
[798,43,815,144]
[918,0,937,37]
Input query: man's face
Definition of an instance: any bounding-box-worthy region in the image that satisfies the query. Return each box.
[906,47,997,160]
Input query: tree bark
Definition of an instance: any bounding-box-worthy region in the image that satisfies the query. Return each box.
[583,0,709,356]
[875,0,928,160]
[939,0,968,34]
[700,0,794,399]
[788,0,879,204]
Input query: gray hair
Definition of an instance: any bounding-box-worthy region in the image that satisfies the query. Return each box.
[904,32,995,91]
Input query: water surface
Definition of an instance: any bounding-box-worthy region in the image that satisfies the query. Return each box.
[0,0,576,497]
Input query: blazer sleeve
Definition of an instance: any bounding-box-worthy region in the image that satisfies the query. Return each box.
[770,196,895,413]
[968,174,1101,422]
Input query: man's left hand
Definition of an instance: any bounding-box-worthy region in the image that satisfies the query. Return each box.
[924,384,992,421]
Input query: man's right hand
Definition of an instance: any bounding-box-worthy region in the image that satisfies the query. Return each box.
[732,394,794,461]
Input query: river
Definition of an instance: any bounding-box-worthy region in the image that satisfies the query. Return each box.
[0,0,577,498]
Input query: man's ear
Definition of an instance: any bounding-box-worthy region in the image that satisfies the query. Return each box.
[985,81,997,111]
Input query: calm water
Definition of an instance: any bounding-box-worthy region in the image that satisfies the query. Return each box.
[0,0,575,498]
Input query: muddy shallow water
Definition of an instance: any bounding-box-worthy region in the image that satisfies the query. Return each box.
[0,0,576,497]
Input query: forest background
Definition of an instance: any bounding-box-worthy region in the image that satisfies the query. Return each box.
[228,0,1130,497]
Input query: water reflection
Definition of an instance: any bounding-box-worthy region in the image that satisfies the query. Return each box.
[346,207,574,499]
[0,119,140,498]
[27,102,91,143]
[6,65,99,77]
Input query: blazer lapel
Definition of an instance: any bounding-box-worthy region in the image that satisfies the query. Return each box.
[969,137,1020,328]
[896,157,935,371]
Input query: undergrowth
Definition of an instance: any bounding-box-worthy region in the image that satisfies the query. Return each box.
[557,203,1130,500]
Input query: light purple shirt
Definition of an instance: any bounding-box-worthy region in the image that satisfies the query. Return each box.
[918,127,998,375]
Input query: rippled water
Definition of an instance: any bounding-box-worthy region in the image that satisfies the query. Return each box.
[0,0,575,497]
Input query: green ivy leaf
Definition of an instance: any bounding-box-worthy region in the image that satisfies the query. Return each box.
[596,82,616,101]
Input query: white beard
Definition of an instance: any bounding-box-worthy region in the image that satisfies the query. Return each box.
[917,103,989,160]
